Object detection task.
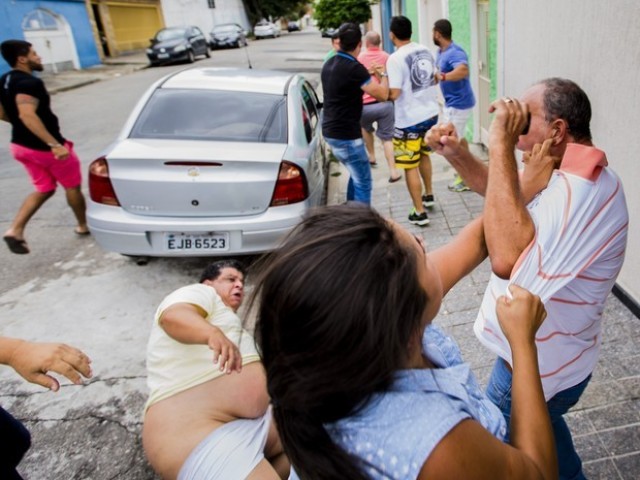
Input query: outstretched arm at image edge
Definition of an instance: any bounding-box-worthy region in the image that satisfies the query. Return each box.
[0,336,92,391]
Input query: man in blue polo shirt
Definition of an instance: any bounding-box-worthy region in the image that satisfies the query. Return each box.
[321,23,389,205]
[433,19,476,192]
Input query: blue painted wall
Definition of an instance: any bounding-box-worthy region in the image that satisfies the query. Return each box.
[0,0,100,75]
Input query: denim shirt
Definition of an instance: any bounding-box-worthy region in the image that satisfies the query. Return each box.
[324,324,507,480]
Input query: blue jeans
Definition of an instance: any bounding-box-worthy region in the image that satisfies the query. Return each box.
[325,137,372,204]
[486,358,591,480]
[0,406,30,479]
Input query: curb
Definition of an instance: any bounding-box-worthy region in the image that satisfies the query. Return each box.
[46,62,149,95]
[49,79,101,95]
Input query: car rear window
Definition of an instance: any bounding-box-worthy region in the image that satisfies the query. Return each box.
[130,89,288,143]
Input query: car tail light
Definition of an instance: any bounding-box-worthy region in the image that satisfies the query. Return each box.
[89,157,120,206]
[270,161,308,206]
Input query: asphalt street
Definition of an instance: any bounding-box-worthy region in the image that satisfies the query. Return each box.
[0,26,638,480]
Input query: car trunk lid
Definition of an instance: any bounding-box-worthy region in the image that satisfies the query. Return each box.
[106,139,286,217]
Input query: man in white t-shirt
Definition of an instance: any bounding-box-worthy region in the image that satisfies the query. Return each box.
[143,260,288,480]
[426,78,628,480]
[386,16,440,226]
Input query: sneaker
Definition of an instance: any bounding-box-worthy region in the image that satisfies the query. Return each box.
[408,208,430,226]
[422,194,435,208]
[448,174,471,192]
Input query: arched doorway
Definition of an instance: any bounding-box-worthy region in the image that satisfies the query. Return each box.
[22,9,80,73]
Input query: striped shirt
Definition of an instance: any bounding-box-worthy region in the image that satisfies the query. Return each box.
[475,143,629,400]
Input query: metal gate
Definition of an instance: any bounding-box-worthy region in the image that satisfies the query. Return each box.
[107,3,163,52]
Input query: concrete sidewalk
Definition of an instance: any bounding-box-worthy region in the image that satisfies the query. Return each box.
[328,144,640,479]
[40,51,149,94]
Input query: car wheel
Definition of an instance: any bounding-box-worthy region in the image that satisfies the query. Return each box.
[187,50,195,63]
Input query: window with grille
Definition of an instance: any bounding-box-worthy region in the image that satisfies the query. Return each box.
[207,0,216,8]
[22,9,60,31]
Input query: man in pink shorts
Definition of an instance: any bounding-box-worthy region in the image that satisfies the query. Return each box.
[0,39,88,255]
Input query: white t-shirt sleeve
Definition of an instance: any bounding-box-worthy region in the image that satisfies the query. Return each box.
[386,54,404,90]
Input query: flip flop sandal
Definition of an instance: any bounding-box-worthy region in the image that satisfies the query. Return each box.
[388,176,402,183]
[74,229,91,236]
[3,236,30,254]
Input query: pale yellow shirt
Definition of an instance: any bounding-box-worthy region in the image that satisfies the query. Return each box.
[145,283,260,410]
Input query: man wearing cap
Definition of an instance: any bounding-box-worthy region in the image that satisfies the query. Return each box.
[321,23,389,205]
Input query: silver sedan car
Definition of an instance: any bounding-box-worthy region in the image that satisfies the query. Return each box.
[87,68,328,257]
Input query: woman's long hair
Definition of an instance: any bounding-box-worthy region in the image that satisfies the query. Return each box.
[252,204,429,479]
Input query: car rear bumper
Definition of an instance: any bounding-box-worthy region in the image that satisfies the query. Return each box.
[211,40,238,47]
[87,201,306,256]
[147,51,190,64]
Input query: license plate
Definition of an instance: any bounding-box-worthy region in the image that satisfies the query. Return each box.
[165,232,229,251]
[157,53,170,59]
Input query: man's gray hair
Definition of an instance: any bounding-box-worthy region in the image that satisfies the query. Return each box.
[538,78,592,143]
[364,31,381,47]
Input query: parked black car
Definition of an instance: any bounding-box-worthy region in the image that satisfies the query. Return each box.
[147,26,210,66]
[209,23,247,49]
[321,27,338,38]
[287,21,300,32]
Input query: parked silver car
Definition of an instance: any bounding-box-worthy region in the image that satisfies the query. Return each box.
[254,20,281,39]
[87,68,327,257]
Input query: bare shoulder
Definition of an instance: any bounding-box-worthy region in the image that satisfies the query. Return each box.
[418,419,542,480]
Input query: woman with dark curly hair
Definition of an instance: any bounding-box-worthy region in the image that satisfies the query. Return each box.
[253,204,557,480]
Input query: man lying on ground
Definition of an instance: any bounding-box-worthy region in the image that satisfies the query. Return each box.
[142,260,288,480]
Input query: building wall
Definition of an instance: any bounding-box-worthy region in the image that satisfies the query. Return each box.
[446,0,474,139]
[447,0,471,53]
[415,0,444,48]
[0,0,100,74]
[404,0,419,42]
[160,0,250,37]
[502,0,639,304]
